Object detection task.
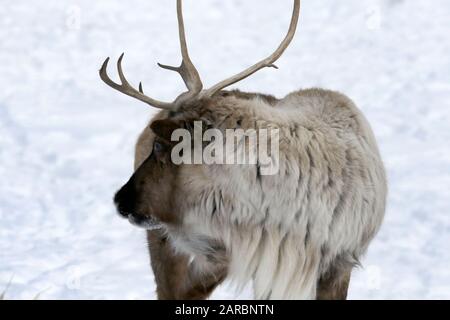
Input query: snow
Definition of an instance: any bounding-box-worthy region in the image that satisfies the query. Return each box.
[1,0,449,299]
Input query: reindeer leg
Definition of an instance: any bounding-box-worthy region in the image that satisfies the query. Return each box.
[180,262,227,300]
[316,263,353,300]
[147,230,227,300]
[147,229,187,300]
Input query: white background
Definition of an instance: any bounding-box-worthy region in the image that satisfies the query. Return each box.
[0,0,449,299]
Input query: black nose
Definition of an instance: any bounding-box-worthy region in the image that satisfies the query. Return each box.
[114,182,137,218]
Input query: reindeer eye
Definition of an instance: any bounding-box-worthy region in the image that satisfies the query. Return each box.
[153,141,164,154]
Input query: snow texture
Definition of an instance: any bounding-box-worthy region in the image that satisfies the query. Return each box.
[0,0,449,299]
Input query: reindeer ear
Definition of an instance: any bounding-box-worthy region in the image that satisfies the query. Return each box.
[150,119,182,142]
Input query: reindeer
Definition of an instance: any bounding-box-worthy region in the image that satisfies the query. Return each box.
[100,0,387,300]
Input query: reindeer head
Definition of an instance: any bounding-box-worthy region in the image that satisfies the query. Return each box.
[102,0,301,231]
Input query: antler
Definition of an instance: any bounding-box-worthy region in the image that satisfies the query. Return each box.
[201,0,300,98]
[100,0,300,109]
[99,0,203,110]
[157,0,203,102]
[99,54,173,110]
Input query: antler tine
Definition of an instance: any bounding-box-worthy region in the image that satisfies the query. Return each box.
[99,53,173,110]
[158,0,203,102]
[100,1,300,109]
[202,0,301,98]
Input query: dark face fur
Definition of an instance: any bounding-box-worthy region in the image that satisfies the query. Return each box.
[114,133,180,229]
[113,92,278,230]
[113,98,216,229]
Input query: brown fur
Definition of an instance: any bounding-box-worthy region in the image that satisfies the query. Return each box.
[316,270,352,300]
[134,91,268,299]
[107,0,386,300]
[133,90,360,300]
[316,257,354,300]
[147,229,226,299]
[134,103,230,300]
[114,84,387,300]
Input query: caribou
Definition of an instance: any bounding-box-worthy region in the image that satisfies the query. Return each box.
[100,0,387,299]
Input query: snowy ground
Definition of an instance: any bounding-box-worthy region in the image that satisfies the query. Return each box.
[1,0,449,299]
